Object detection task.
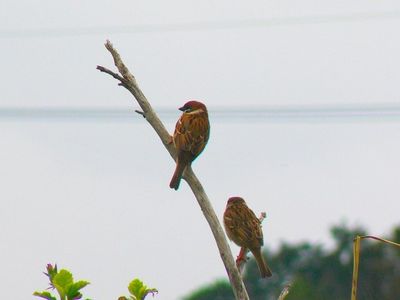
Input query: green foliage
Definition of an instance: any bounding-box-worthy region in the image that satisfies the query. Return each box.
[119,278,158,300]
[33,291,57,300]
[34,264,158,300]
[182,279,233,300]
[287,277,317,300]
[183,223,400,300]
[33,264,90,300]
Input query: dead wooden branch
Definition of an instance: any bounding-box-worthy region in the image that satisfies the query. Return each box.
[97,40,249,300]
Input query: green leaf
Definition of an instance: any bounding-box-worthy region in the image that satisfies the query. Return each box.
[128,279,143,298]
[53,269,74,287]
[67,280,90,299]
[73,280,90,290]
[53,269,74,298]
[141,288,158,300]
[45,264,58,283]
[127,279,158,300]
[33,291,57,300]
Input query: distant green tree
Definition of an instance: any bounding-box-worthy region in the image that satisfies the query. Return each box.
[182,280,233,300]
[183,223,400,300]
[354,226,400,300]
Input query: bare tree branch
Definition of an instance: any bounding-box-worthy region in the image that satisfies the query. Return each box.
[97,40,249,300]
[277,284,291,300]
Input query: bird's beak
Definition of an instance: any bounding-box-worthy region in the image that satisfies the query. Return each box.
[179,106,186,111]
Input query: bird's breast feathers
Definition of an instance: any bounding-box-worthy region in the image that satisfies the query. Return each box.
[173,111,209,157]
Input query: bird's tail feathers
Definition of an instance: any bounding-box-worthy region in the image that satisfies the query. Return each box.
[169,160,186,190]
[254,251,272,278]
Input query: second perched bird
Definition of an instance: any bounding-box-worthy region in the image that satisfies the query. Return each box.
[223,196,272,278]
[169,100,210,190]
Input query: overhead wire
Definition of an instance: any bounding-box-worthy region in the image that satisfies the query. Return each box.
[2,11,399,122]
[1,105,400,122]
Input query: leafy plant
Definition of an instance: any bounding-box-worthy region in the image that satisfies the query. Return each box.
[33,264,90,300]
[118,278,158,300]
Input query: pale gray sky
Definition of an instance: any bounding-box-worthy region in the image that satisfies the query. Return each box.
[1,1,400,108]
[1,1,400,300]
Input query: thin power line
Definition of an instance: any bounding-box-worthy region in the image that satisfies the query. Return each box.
[1,105,400,122]
[1,11,400,39]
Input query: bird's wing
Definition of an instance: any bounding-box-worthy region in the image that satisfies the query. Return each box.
[243,207,264,247]
[174,113,209,157]
[224,206,262,247]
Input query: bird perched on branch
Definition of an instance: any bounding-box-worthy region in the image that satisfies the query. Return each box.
[169,100,210,190]
[223,196,272,278]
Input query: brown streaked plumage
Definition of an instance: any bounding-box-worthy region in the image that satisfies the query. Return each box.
[169,100,210,190]
[223,196,272,278]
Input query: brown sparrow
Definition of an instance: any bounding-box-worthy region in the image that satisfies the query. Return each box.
[223,197,272,278]
[169,100,210,190]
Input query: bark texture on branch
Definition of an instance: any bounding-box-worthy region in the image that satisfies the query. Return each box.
[97,40,249,300]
